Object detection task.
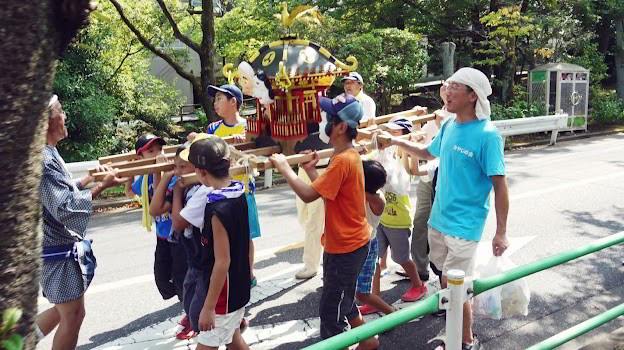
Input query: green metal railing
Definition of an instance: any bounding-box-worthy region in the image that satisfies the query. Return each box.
[527,302,624,350]
[303,231,624,350]
[473,231,624,296]
[303,293,440,350]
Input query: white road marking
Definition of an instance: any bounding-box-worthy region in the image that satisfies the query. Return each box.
[511,171,624,201]
[38,246,304,309]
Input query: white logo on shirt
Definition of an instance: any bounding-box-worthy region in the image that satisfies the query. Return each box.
[453,145,474,158]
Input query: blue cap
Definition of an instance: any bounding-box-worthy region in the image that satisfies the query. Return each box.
[207,84,243,106]
[319,94,363,128]
[341,72,364,84]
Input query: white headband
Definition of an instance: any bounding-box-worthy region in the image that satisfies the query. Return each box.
[447,68,492,120]
[48,94,58,109]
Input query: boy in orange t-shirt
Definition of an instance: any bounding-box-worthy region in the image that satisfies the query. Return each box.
[271,95,378,349]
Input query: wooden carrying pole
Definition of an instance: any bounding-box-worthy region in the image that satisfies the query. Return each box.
[98,135,254,165]
[92,130,426,181]
[358,107,429,128]
[92,110,433,181]
[98,108,431,165]
[356,113,435,141]
[90,145,280,176]
[89,153,176,175]
[92,131,423,182]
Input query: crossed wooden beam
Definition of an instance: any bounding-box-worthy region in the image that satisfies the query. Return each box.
[92,109,435,184]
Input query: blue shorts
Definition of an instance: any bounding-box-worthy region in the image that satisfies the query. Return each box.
[356,237,379,294]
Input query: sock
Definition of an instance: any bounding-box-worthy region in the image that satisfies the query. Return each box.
[35,324,45,340]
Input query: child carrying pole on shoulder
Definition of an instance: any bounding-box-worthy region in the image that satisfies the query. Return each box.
[150,144,196,339]
[176,135,250,350]
[270,94,378,349]
[125,134,187,306]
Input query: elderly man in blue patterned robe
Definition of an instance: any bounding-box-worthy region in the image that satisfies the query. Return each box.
[35,95,127,349]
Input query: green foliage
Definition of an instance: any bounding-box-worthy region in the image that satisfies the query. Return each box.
[565,43,609,84]
[214,0,346,62]
[491,85,545,120]
[121,72,181,132]
[590,88,624,123]
[215,1,279,61]
[54,40,122,161]
[334,28,427,113]
[100,184,127,199]
[478,5,535,66]
[54,1,184,162]
[1,308,23,350]
[527,2,608,83]
[491,101,545,121]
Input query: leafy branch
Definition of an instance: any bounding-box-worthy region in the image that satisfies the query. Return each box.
[0,308,23,350]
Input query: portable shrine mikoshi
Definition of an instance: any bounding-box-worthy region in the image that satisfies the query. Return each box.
[225,36,357,143]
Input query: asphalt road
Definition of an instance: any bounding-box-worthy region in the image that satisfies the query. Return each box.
[37,133,624,349]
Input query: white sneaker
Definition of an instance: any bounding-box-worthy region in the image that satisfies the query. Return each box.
[295,268,317,279]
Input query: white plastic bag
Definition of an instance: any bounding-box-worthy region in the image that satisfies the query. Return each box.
[377,146,410,196]
[473,256,530,319]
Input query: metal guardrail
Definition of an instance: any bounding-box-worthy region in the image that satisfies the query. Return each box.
[305,231,624,350]
[65,160,99,180]
[303,294,440,350]
[492,114,569,145]
[472,231,624,295]
[526,302,624,350]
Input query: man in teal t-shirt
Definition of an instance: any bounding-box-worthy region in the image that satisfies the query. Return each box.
[384,67,510,350]
[426,115,505,241]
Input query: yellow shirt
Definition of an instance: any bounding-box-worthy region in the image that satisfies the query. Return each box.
[206,117,247,138]
[380,190,412,229]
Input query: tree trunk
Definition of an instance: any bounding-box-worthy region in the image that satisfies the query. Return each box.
[596,16,613,54]
[200,0,217,121]
[0,1,91,348]
[440,42,456,79]
[615,18,624,100]
[109,0,216,121]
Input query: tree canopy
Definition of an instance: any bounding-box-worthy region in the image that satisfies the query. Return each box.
[53,0,624,161]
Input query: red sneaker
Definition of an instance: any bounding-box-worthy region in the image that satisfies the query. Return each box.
[175,328,196,340]
[175,314,195,340]
[358,304,379,316]
[401,284,428,302]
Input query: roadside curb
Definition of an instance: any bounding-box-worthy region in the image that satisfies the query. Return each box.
[93,198,136,211]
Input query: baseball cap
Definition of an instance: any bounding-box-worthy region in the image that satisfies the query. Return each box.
[207,84,243,106]
[319,94,363,128]
[385,116,413,134]
[185,134,231,173]
[135,133,166,155]
[341,72,364,84]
